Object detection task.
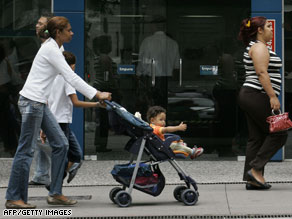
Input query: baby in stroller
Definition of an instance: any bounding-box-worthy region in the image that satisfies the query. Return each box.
[146,106,204,159]
[106,100,199,207]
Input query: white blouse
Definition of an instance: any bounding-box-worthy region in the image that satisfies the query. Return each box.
[20,38,97,103]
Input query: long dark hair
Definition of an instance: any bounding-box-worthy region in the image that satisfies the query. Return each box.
[238,16,267,46]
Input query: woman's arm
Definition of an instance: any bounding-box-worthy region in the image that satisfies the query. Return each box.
[161,122,187,134]
[250,43,280,110]
[46,42,111,101]
[69,94,106,108]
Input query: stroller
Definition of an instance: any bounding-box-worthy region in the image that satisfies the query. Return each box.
[105,100,199,207]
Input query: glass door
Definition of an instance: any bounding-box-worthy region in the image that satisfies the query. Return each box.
[164,0,250,158]
[84,0,251,159]
[84,0,168,158]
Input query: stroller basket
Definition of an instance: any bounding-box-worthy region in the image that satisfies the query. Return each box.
[111,163,165,196]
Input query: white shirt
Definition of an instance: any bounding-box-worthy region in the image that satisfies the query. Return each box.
[137,31,180,77]
[20,38,97,103]
[48,74,75,123]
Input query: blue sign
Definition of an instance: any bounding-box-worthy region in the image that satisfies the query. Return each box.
[117,65,135,75]
[200,65,218,76]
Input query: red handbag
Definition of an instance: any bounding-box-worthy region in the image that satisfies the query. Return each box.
[266,110,292,133]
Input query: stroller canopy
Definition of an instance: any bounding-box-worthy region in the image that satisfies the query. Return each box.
[105,100,153,134]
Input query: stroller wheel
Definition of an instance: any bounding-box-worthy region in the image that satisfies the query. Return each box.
[109,187,123,204]
[173,186,187,202]
[114,190,132,207]
[181,189,198,206]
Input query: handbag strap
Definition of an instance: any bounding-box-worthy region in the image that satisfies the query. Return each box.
[272,109,281,115]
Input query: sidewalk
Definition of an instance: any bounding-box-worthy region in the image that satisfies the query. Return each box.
[2,159,292,187]
[1,159,292,218]
[1,184,292,218]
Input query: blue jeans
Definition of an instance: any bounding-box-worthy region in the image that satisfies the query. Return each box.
[6,96,68,202]
[59,123,82,163]
[31,124,82,186]
[68,129,82,163]
[31,139,51,185]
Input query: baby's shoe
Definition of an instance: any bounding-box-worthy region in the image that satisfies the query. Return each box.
[190,146,204,159]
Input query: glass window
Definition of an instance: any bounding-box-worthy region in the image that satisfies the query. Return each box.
[84,0,251,160]
[0,0,51,157]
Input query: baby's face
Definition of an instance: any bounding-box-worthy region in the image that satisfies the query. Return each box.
[151,112,166,127]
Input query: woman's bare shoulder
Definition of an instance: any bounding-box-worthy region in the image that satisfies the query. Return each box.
[250,41,268,51]
[249,42,269,57]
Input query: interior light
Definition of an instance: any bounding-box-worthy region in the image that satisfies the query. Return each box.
[113,15,148,18]
[183,15,222,18]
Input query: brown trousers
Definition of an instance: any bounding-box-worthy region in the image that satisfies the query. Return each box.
[238,86,288,181]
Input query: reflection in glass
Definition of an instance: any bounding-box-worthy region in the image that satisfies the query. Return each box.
[0,0,51,158]
[84,0,251,160]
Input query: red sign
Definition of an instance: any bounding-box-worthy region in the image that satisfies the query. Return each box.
[266,19,275,52]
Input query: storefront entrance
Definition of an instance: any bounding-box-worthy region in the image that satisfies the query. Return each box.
[84,0,251,160]
[2,0,290,160]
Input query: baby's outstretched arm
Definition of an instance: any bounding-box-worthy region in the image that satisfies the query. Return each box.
[161,122,187,134]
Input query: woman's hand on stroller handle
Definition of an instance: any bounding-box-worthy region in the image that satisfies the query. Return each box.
[97,101,107,108]
[96,91,112,101]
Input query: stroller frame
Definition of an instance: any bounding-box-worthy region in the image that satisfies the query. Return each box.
[110,133,199,207]
[106,101,199,207]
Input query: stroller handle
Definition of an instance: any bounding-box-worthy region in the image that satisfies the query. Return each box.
[104,99,115,110]
[103,100,153,132]
[104,99,123,111]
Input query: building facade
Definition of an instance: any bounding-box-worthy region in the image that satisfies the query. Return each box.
[0,0,292,161]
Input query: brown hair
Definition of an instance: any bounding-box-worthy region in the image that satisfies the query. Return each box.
[238,16,267,46]
[47,16,70,39]
[146,106,166,123]
[63,51,76,66]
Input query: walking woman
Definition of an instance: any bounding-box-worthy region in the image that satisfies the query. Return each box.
[238,16,287,190]
[5,16,111,209]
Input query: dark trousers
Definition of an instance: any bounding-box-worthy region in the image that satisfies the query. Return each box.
[238,86,288,181]
[94,108,109,150]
